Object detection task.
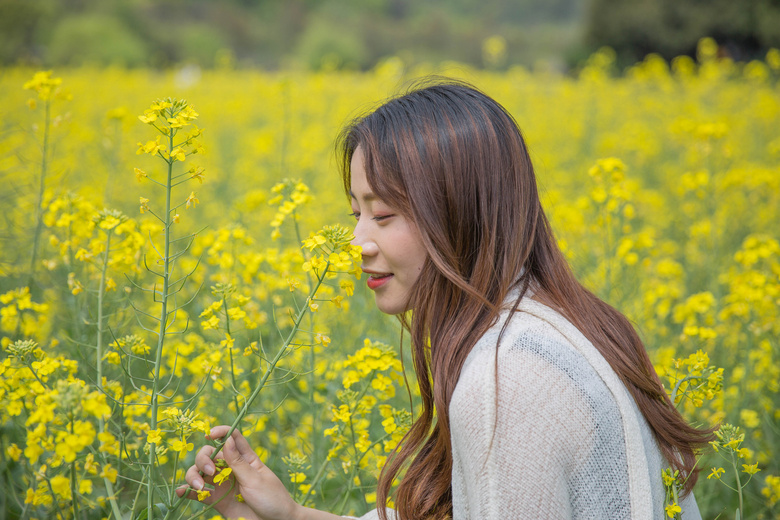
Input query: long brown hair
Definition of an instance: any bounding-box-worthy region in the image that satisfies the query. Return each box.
[337,80,711,520]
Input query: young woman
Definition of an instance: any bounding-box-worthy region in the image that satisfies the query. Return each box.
[178,81,711,519]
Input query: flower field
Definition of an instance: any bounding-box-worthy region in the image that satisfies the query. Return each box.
[1,40,779,519]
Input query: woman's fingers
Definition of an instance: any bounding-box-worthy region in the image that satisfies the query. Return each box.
[206,424,233,441]
[208,426,264,471]
[175,484,204,500]
[226,428,258,460]
[194,444,219,477]
[222,435,263,482]
[185,460,209,491]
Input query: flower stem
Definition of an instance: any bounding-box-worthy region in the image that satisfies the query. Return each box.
[27,98,50,293]
[96,228,123,520]
[731,450,744,517]
[148,134,176,520]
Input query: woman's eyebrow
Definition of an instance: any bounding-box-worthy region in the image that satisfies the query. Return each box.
[349,190,378,202]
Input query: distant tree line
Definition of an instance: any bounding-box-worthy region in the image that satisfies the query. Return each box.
[586,0,780,64]
[0,0,778,69]
[0,0,582,69]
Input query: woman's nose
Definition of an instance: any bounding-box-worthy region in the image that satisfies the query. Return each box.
[351,224,378,257]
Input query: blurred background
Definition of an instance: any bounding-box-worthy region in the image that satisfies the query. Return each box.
[2,1,780,519]
[2,0,779,71]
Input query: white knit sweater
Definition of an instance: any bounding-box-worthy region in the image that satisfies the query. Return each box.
[352,297,701,520]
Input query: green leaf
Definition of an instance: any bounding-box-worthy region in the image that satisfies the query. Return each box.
[135,504,168,520]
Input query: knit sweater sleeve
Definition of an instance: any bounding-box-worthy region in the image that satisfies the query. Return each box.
[449,330,596,519]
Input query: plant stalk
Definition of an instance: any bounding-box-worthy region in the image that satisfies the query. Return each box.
[96,228,123,519]
[28,98,51,293]
[148,133,176,520]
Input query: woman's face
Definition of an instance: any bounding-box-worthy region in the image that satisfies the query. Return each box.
[349,147,428,315]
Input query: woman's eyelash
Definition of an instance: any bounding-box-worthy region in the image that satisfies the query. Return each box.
[348,212,393,222]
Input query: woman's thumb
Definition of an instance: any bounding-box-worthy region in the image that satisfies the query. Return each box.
[220,435,258,482]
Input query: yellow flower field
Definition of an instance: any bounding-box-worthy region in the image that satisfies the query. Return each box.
[1,40,779,519]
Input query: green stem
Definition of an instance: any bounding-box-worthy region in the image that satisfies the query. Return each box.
[299,458,331,506]
[67,414,81,519]
[222,297,241,413]
[670,373,703,407]
[44,475,66,520]
[148,133,176,520]
[96,229,123,520]
[293,213,318,465]
[70,460,80,520]
[28,98,51,293]
[731,450,744,517]
[97,230,112,384]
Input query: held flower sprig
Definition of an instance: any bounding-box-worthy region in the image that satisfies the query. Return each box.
[167,224,361,518]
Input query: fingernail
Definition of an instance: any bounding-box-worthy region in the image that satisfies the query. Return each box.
[194,479,204,490]
[204,463,215,476]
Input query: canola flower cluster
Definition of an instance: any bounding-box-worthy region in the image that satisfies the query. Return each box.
[1,38,779,518]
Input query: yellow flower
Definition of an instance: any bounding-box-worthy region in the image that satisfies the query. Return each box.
[189,165,205,183]
[220,334,235,350]
[382,416,397,434]
[213,467,233,485]
[50,475,72,500]
[742,463,761,475]
[186,191,199,209]
[6,444,21,461]
[134,167,147,181]
[664,502,681,518]
[78,479,92,495]
[138,111,157,124]
[197,489,211,501]
[170,147,186,162]
[100,464,118,483]
[303,234,326,251]
[147,429,163,445]
[340,280,354,296]
[707,467,725,480]
[137,137,164,156]
[23,70,63,101]
[202,315,220,330]
[171,438,194,457]
[740,409,760,429]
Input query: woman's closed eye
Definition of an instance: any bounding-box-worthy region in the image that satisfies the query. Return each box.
[348,211,395,222]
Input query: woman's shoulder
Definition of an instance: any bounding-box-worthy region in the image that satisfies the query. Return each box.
[464,297,594,377]
[458,297,622,417]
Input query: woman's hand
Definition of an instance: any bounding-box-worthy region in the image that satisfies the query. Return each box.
[176,425,302,520]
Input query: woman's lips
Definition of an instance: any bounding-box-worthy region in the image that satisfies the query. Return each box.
[366,273,393,290]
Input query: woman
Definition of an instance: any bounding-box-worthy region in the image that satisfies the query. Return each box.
[178,81,710,519]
